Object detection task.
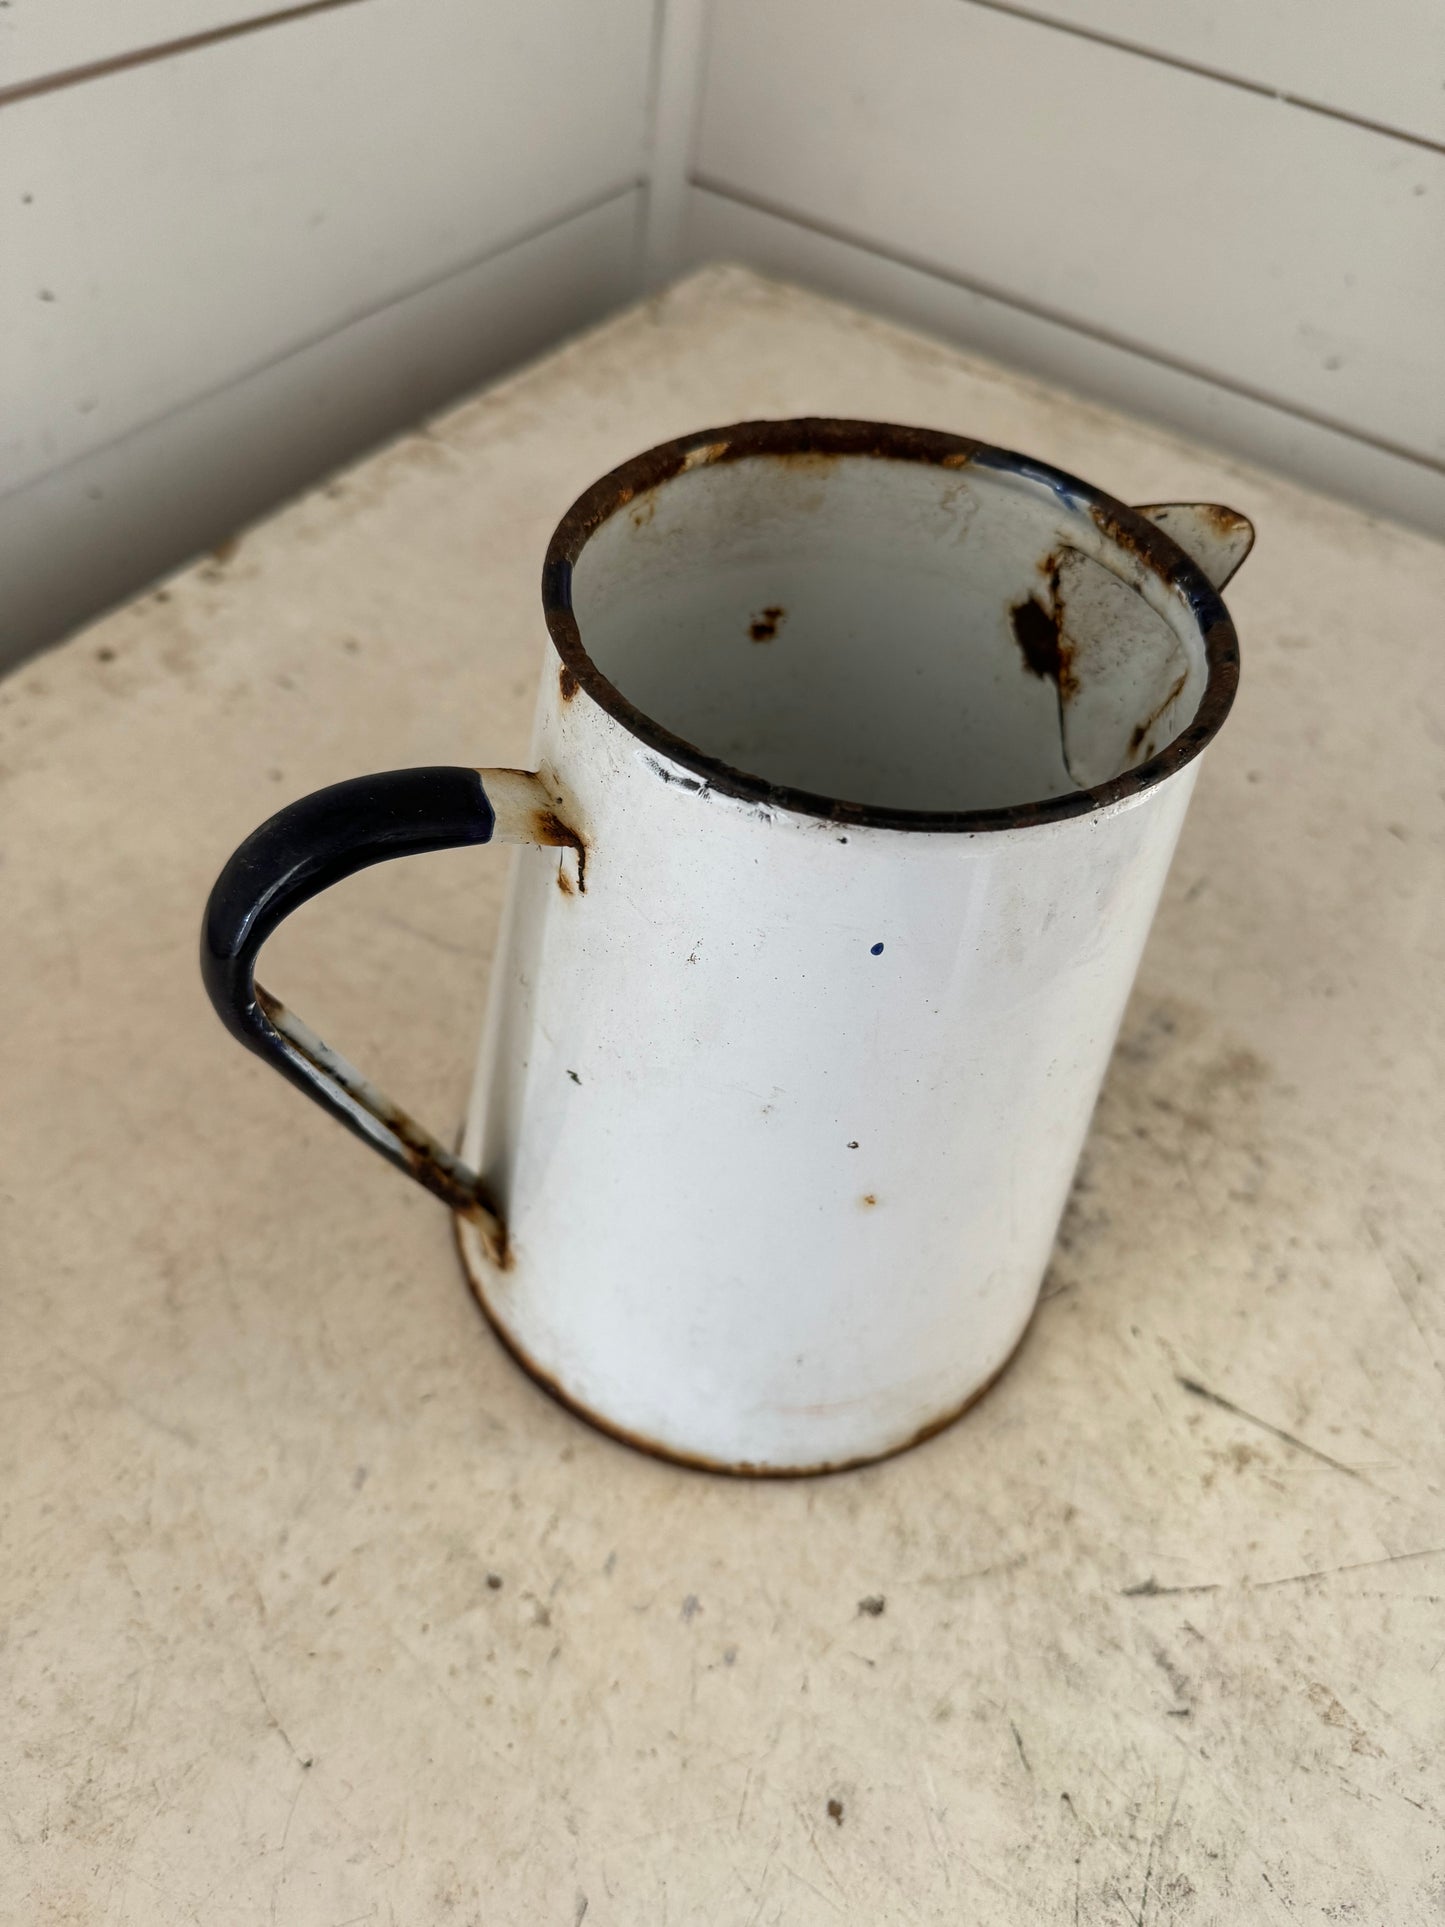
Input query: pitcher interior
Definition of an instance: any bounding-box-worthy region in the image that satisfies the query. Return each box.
[570,450,1211,814]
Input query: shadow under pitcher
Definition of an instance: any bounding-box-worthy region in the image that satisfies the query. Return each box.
[201,419,1252,1474]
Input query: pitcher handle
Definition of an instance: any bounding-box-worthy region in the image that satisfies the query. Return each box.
[200,765,584,1259]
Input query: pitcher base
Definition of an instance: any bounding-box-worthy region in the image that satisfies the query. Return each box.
[452,1210,1033,1477]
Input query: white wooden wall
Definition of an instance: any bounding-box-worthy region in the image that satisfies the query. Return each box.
[673,0,1445,537]
[0,0,655,664]
[4,0,1442,664]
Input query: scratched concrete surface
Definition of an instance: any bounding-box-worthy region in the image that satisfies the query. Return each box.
[2,268,1442,1924]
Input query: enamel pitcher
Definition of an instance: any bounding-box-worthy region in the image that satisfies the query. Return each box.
[202,419,1251,1473]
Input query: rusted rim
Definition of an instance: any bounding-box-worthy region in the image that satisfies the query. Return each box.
[453,1208,1036,1478]
[542,418,1241,834]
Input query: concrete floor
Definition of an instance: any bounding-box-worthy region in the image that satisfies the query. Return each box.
[3,268,1442,1924]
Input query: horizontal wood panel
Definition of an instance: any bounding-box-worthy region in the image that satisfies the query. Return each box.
[1004,0,1445,147]
[0,191,641,666]
[1,0,652,492]
[696,0,1445,467]
[682,187,1445,538]
[0,0,305,91]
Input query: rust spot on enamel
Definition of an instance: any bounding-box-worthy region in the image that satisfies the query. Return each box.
[483,1219,515,1271]
[533,807,588,893]
[748,604,785,643]
[1197,502,1252,538]
[1127,669,1189,758]
[773,449,839,474]
[1011,555,1077,698]
[558,663,580,703]
[1011,595,1061,681]
[1010,604,1074,695]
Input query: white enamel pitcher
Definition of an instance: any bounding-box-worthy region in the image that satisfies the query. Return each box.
[203,420,1251,1474]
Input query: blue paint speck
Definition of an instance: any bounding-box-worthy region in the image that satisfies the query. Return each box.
[870,941,885,956]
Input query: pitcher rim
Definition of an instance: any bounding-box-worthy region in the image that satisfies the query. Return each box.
[540,417,1241,835]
